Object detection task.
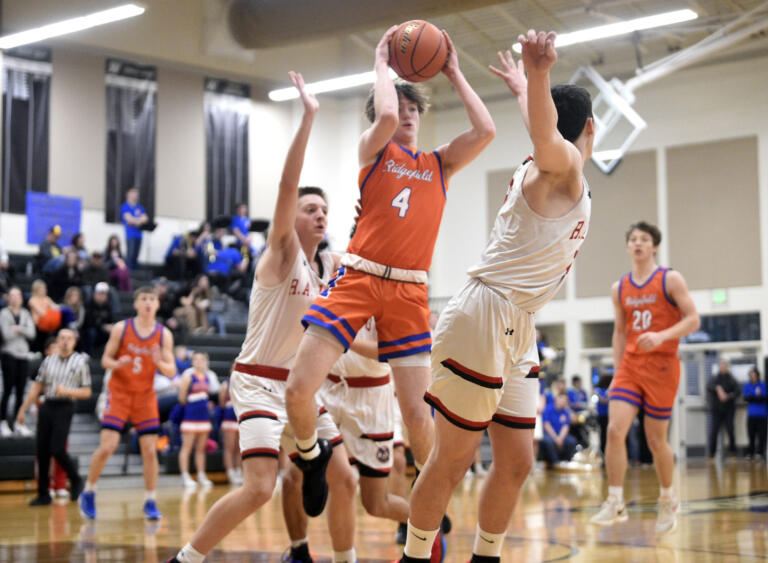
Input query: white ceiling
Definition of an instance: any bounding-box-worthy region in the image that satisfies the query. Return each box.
[3,0,768,105]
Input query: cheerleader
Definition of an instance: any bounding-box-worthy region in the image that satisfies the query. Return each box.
[178,352,215,487]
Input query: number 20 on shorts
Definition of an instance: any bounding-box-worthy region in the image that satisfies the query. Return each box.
[391,187,412,218]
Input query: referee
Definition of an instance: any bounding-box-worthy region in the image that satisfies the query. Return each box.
[16,329,91,506]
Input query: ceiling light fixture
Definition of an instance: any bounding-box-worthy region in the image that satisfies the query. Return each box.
[0,3,145,50]
[269,68,398,102]
[512,9,698,53]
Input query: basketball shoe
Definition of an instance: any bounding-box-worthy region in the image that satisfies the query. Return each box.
[655,496,679,535]
[589,495,628,526]
[294,438,332,517]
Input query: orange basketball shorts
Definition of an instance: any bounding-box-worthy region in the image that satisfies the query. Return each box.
[610,353,681,420]
[102,383,160,435]
[302,266,431,361]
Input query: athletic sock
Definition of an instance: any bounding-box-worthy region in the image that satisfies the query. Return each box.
[332,548,356,563]
[84,481,95,493]
[290,540,311,562]
[608,486,623,502]
[296,431,320,460]
[290,537,309,549]
[145,490,156,501]
[176,542,205,563]
[660,486,674,499]
[403,520,439,559]
[472,525,505,557]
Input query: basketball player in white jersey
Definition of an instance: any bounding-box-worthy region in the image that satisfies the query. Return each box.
[170,72,358,563]
[281,318,409,553]
[400,31,594,562]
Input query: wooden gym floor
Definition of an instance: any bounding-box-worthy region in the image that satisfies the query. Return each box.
[0,459,766,562]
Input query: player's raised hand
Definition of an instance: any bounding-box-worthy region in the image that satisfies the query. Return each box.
[488,49,527,97]
[441,30,460,79]
[517,30,557,74]
[376,25,399,66]
[289,71,318,116]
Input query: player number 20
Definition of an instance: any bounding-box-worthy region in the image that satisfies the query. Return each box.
[391,187,412,218]
[632,310,652,331]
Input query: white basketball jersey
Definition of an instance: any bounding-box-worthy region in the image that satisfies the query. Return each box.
[467,158,591,312]
[236,249,336,369]
[331,317,390,378]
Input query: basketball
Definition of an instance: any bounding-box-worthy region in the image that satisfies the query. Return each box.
[388,20,448,82]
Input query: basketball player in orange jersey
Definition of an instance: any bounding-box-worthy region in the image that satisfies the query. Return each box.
[591,221,699,535]
[170,72,358,563]
[284,24,495,534]
[402,30,594,562]
[79,286,175,520]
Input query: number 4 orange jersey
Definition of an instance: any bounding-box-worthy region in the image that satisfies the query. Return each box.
[619,267,682,356]
[347,141,446,271]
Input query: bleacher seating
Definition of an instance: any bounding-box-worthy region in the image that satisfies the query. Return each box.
[1,253,250,481]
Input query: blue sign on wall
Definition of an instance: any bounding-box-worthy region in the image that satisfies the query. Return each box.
[26,192,82,245]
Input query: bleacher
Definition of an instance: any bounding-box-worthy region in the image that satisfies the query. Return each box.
[0,253,249,485]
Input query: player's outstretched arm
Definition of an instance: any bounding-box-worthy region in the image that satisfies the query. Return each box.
[101,321,130,371]
[636,271,700,351]
[489,49,530,132]
[259,71,318,282]
[610,282,627,373]
[437,31,495,180]
[359,25,400,166]
[520,30,581,183]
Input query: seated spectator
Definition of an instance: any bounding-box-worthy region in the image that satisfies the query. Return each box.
[174,275,213,334]
[545,378,566,408]
[27,279,62,352]
[230,203,253,251]
[104,235,132,292]
[60,286,86,335]
[541,392,578,466]
[48,250,83,301]
[67,233,89,264]
[165,231,200,281]
[0,286,37,436]
[81,251,110,287]
[83,282,114,355]
[155,277,181,333]
[206,243,248,294]
[37,225,63,274]
[568,374,590,447]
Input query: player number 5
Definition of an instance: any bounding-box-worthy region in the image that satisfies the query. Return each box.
[391,187,412,218]
[133,356,143,374]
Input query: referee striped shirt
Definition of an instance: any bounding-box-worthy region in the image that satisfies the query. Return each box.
[34,352,91,401]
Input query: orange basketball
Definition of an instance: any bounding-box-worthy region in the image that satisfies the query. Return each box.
[388,20,448,82]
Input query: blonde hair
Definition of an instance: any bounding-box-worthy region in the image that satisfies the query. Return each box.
[31,279,47,296]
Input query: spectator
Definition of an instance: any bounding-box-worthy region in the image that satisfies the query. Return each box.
[743,367,767,461]
[67,233,89,264]
[230,203,252,250]
[48,251,83,302]
[568,375,589,447]
[707,359,739,458]
[545,378,566,407]
[120,187,148,270]
[541,392,578,466]
[15,329,90,506]
[174,275,213,334]
[81,252,110,287]
[165,231,200,281]
[0,287,37,436]
[593,377,611,455]
[155,278,181,333]
[60,286,86,334]
[27,280,62,352]
[206,243,248,296]
[177,352,217,488]
[174,345,193,374]
[37,225,63,274]
[83,282,114,355]
[104,235,132,292]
